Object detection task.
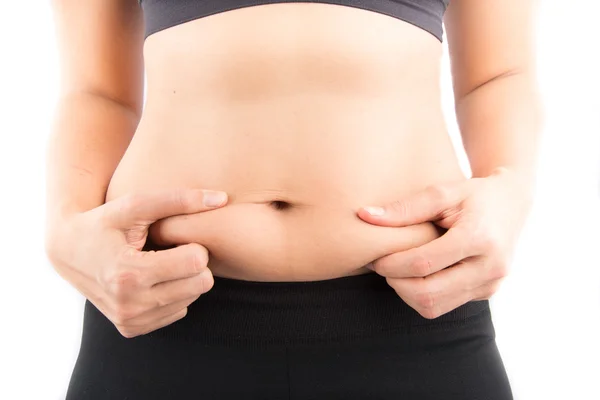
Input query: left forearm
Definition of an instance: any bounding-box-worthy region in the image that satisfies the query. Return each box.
[455,69,543,186]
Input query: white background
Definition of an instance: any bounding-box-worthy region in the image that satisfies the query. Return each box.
[1,1,599,399]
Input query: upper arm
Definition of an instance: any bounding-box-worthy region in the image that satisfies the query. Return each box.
[443,0,538,102]
[51,0,145,117]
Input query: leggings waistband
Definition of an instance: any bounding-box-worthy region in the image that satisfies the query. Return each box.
[122,271,492,349]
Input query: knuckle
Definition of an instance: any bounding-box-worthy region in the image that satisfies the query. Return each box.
[410,256,432,277]
[169,284,198,304]
[44,244,61,269]
[188,244,209,273]
[373,259,392,277]
[154,295,169,308]
[171,189,192,211]
[108,269,140,293]
[118,245,138,262]
[492,279,504,292]
[111,305,139,325]
[414,285,436,312]
[187,274,210,298]
[116,327,139,339]
[489,263,508,281]
[102,267,142,297]
[389,200,409,215]
[371,260,383,275]
[384,277,398,293]
[191,293,203,304]
[200,272,214,293]
[480,281,501,299]
[153,290,171,308]
[419,307,439,320]
[473,233,496,253]
[43,237,58,262]
[175,307,189,322]
[484,283,498,298]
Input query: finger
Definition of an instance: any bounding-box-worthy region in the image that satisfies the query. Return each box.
[357,182,467,227]
[472,278,504,301]
[148,217,180,247]
[148,212,213,247]
[150,268,214,308]
[122,295,199,327]
[117,307,188,338]
[141,307,188,335]
[371,225,476,278]
[127,242,210,285]
[103,188,228,229]
[387,258,490,319]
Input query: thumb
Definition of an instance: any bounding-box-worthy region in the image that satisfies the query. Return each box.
[103,188,228,229]
[357,183,464,227]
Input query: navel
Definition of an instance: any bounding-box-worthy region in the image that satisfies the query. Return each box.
[269,200,293,211]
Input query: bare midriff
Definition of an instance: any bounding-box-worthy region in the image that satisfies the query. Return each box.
[105,4,466,282]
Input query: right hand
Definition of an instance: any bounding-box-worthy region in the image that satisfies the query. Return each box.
[45,188,228,338]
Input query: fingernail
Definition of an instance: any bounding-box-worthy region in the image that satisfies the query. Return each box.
[364,206,385,216]
[203,190,228,207]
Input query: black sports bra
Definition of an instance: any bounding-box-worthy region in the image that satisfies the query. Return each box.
[139,0,450,42]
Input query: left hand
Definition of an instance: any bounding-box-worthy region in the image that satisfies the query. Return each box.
[357,167,533,319]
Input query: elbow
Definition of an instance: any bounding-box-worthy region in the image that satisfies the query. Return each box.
[454,66,537,107]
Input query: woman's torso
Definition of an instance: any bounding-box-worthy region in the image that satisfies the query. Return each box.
[105,3,465,281]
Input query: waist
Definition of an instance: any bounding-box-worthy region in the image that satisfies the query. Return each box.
[107,95,464,281]
[85,272,491,349]
[110,93,460,199]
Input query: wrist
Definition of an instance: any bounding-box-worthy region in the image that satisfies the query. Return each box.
[44,207,86,266]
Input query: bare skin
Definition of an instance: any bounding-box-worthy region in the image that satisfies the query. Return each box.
[105,4,462,281]
[47,0,539,337]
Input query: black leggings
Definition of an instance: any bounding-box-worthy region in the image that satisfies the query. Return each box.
[66,272,513,399]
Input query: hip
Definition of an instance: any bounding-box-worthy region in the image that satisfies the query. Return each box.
[66,273,512,399]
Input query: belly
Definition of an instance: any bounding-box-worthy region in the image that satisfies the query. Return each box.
[105,3,466,281]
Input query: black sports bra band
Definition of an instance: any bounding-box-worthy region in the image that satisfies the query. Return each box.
[139,0,450,42]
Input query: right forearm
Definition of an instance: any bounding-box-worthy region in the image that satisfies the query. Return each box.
[45,91,140,227]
